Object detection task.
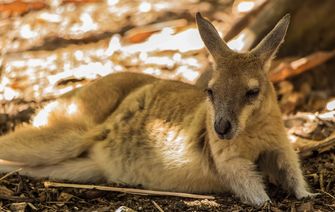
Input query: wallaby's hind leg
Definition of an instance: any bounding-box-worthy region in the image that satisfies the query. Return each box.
[0,158,105,183]
[258,147,315,199]
[62,72,158,124]
[0,123,108,167]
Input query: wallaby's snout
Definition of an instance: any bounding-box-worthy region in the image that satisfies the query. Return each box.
[214,118,233,139]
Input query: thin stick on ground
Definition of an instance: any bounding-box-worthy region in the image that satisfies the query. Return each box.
[294,133,335,159]
[0,168,22,182]
[270,49,335,83]
[0,194,33,202]
[318,189,335,200]
[44,181,215,200]
[152,200,165,212]
[319,171,325,191]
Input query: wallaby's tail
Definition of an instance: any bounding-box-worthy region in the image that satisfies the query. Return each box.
[0,158,105,182]
[0,117,110,166]
[0,120,110,181]
[0,125,90,167]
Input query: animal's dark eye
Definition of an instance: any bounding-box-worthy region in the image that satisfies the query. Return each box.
[246,88,260,99]
[205,88,214,100]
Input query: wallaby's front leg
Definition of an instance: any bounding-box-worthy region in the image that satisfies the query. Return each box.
[218,158,270,206]
[258,145,314,199]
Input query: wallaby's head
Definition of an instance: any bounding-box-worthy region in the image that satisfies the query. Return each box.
[196,13,290,140]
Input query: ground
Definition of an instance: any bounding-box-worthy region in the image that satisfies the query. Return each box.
[0,151,334,211]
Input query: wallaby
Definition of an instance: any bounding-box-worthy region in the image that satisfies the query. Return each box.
[0,13,314,206]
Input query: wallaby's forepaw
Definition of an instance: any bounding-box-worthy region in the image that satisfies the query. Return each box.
[248,198,271,208]
[241,194,271,207]
[295,190,319,200]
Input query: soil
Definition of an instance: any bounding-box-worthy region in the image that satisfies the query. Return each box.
[0,151,334,211]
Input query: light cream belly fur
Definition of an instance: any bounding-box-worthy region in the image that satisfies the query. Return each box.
[89,83,224,193]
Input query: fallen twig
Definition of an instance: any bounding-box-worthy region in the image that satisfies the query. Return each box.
[44,181,215,200]
[0,194,33,202]
[224,0,269,41]
[270,49,335,83]
[0,0,99,17]
[0,1,46,17]
[320,171,325,192]
[317,189,335,200]
[63,0,101,4]
[124,19,188,43]
[152,200,165,212]
[293,133,335,158]
[0,168,22,182]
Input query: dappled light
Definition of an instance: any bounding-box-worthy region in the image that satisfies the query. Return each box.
[326,99,335,111]
[236,1,255,13]
[288,134,298,143]
[67,102,78,115]
[0,159,25,166]
[183,199,221,208]
[146,119,189,163]
[32,101,59,127]
[1,26,207,101]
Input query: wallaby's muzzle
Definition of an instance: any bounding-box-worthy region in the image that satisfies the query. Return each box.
[214,117,237,140]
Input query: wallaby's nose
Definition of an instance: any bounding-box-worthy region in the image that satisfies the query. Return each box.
[214,119,232,139]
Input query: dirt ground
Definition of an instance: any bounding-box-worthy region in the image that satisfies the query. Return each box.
[0,151,334,211]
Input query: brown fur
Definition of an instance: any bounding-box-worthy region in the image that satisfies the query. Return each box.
[0,14,314,206]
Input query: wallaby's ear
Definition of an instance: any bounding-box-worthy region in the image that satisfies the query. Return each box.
[251,14,290,69]
[196,12,231,60]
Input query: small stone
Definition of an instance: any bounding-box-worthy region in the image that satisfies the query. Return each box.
[57,192,74,202]
[115,206,136,212]
[56,192,74,207]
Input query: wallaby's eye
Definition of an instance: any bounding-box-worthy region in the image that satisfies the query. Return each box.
[246,88,260,99]
[205,88,214,100]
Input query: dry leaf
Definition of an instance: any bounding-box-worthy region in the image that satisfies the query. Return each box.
[10,202,27,212]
